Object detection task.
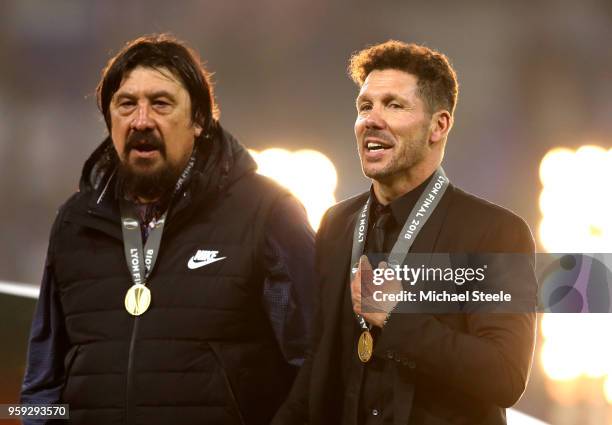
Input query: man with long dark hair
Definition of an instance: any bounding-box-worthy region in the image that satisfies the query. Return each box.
[20,34,314,425]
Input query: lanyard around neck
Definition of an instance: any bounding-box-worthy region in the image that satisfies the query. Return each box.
[349,168,450,329]
[120,200,167,287]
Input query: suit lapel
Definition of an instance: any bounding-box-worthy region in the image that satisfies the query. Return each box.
[409,184,454,253]
[392,184,455,425]
[322,205,358,353]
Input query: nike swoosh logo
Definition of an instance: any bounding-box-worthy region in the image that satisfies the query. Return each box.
[187,256,227,270]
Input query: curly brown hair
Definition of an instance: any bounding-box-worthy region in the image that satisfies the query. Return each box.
[348,40,458,116]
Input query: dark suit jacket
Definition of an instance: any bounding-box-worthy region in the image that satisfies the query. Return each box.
[272,183,537,425]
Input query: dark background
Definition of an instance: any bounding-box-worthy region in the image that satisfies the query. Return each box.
[2,1,612,423]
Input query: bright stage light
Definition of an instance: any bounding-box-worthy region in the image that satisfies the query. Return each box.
[539,145,612,253]
[539,145,612,405]
[541,314,612,382]
[250,148,337,230]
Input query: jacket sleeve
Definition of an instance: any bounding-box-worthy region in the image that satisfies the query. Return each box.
[374,213,538,408]
[20,213,70,424]
[261,194,316,367]
[270,206,332,425]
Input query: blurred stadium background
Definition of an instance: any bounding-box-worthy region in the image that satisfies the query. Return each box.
[2,1,612,423]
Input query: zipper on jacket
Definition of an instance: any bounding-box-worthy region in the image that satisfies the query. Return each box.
[125,316,140,425]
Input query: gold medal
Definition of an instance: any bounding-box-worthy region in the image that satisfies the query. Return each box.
[124,284,151,316]
[358,330,374,363]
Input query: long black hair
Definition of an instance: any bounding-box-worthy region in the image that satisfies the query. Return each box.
[96,33,219,135]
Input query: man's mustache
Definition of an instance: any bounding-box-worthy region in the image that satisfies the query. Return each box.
[125,130,166,156]
[363,129,394,145]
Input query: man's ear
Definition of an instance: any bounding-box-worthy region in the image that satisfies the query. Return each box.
[429,110,452,144]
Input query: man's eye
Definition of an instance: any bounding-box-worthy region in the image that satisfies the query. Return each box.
[358,103,372,112]
[154,100,170,107]
[389,103,402,109]
[119,101,135,108]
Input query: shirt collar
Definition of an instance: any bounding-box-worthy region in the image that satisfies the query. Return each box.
[370,171,435,226]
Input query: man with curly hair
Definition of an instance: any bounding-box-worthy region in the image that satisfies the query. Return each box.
[273,40,537,425]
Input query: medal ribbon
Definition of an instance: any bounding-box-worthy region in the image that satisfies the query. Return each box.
[120,200,167,287]
[119,152,196,301]
[349,168,450,331]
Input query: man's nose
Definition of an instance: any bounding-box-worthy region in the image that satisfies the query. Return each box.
[131,103,155,130]
[364,109,386,129]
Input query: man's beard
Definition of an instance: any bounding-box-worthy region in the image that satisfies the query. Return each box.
[361,126,429,181]
[119,160,183,202]
[118,130,182,202]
